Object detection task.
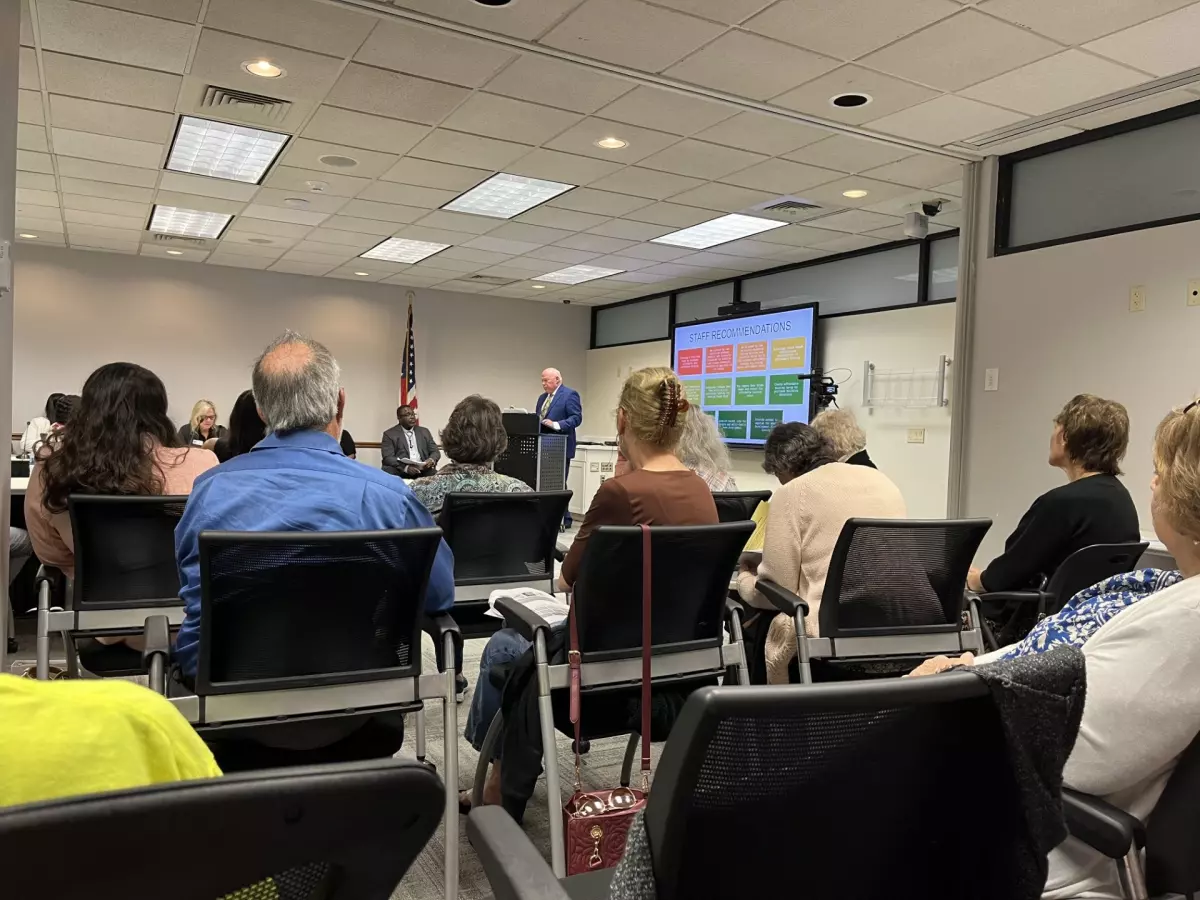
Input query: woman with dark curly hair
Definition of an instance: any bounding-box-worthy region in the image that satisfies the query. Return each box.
[736,421,906,683]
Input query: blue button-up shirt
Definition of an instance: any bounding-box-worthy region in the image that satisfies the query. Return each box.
[173,429,454,677]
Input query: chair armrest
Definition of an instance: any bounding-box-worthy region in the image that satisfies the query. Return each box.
[1062,788,1145,859]
[725,597,745,624]
[494,596,554,642]
[34,565,66,607]
[755,579,809,617]
[422,614,463,668]
[468,806,570,900]
[978,590,1046,606]
[142,615,171,695]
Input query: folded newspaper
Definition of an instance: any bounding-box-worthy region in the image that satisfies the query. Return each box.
[485,586,570,627]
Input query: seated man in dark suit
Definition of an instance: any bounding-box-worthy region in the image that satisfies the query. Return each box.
[382,405,439,478]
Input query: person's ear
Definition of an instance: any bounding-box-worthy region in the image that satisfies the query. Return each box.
[616,408,627,435]
[337,388,346,423]
[256,406,267,425]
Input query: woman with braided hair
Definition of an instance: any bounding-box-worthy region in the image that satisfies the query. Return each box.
[460,366,718,814]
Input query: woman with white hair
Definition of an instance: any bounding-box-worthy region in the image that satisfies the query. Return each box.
[811,408,875,468]
[676,409,738,491]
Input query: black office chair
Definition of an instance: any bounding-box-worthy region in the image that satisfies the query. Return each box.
[758,518,992,683]
[1064,728,1200,899]
[35,494,188,680]
[470,671,1066,899]
[152,528,462,900]
[712,489,771,523]
[0,759,443,900]
[475,522,754,877]
[979,541,1149,649]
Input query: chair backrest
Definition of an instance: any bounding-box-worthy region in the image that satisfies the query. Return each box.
[1145,726,1200,896]
[1044,542,1149,615]
[0,759,443,900]
[195,529,443,695]
[572,523,754,656]
[644,674,1032,900]
[438,490,570,586]
[819,517,992,637]
[68,494,189,608]
[712,490,771,523]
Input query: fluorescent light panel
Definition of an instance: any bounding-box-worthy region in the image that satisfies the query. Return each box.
[361,238,450,264]
[534,265,624,285]
[443,173,574,219]
[148,205,232,239]
[167,116,289,184]
[651,213,788,249]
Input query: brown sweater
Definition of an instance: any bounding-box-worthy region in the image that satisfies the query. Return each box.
[562,468,718,587]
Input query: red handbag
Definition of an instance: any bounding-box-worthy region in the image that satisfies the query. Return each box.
[562,523,653,875]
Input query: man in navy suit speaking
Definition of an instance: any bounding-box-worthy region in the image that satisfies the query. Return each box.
[536,367,583,528]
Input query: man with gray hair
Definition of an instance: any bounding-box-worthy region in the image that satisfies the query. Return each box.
[173,330,455,683]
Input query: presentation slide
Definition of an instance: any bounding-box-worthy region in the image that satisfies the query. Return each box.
[672,304,817,447]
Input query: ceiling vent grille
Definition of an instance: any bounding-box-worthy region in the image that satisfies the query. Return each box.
[465,274,520,286]
[199,86,293,125]
[150,233,210,247]
[745,196,828,223]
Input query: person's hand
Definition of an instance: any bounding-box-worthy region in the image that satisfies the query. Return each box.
[422,458,436,470]
[967,567,984,593]
[738,552,760,575]
[904,653,975,678]
[404,465,420,476]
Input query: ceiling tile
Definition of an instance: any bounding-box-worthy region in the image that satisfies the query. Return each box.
[140,244,208,262]
[665,31,839,101]
[326,64,470,125]
[61,194,148,218]
[15,214,66,235]
[755,222,845,245]
[554,233,638,254]
[463,235,544,255]
[41,52,182,112]
[1066,88,1200,130]
[796,176,918,209]
[303,107,430,156]
[491,256,566,272]
[866,95,1024,145]
[357,181,458,209]
[381,157,490,191]
[617,242,697,261]
[979,0,1194,45]
[721,157,842,193]
[377,0,586,41]
[484,55,634,114]
[64,208,147,230]
[156,171,259,202]
[514,206,610,231]
[250,188,349,214]
[703,237,791,257]
[84,0,201,22]
[858,10,1061,92]
[694,112,828,156]
[540,0,725,72]
[17,124,47,153]
[547,188,655,216]
[645,0,774,24]
[320,216,403,236]
[524,246,602,264]
[582,254,654,271]
[207,253,274,269]
[802,209,900,233]
[226,219,314,240]
[48,95,175,143]
[639,262,712,279]
[281,139,399,180]
[486,222,576,246]
[203,0,377,57]
[263,166,371,198]
[809,233,885,253]
[271,260,337,276]
[411,211,504,235]
[190,30,347,102]
[52,128,163,168]
[675,251,764,271]
[18,234,67,247]
[960,50,1148,116]
[326,268,390,283]
[303,229,380,250]
[585,219,674,240]
[338,199,428,224]
[153,191,244,216]
[37,0,194,73]
[638,140,767,180]
[439,246,515,265]
[441,93,582,145]
[242,203,328,226]
[586,166,705,200]
[287,243,358,262]
[507,149,622,186]
[861,154,964,189]
[17,171,58,191]
[219,232,296,253]
[785,135,912,172]
[666,182,778,212]
[355,18,516,87]
[20,0,33,44]
[397,224,487,245]
[408,129,533,170]
[17,188,60,208]
[18,89,43,126]
[71,238,141,254]
[771,65,941,126]
[596,86,735,136]
[1083,4,1200,77]
[55,156,158,186]
[744,0,960,61]
[19,46,38,89]
[545,117,681,164]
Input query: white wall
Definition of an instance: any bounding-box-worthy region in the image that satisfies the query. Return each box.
[583,302,957,514]
[963,175,1200,562]
[12,245,590,468]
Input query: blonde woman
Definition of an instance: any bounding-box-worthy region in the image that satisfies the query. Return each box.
[177,399,225,446]
[811,408,875,468]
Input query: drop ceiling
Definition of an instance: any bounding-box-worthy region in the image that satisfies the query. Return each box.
[13,0,1200,304]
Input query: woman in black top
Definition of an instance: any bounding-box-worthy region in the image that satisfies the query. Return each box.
[968,394,1140,594]
[177,399,226,446]
[209,390,264,463]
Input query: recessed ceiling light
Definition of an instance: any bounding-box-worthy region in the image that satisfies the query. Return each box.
[595,137,628,150]
[531,284,547,289]
[842,189,870,199]
[282,197,310,209]
[354,271,370,276]
[472,0,515,5]
[534,265,623,285]
[830,92,872,109]
[651,213,787,250]
[165,249,184,255]
[443,173,574,220]
[318,154,358,169]
[242,59,284,78]
[149,205,233,240]
[166,116,289,184]
[360,238,449,264]
[18,233,36,239]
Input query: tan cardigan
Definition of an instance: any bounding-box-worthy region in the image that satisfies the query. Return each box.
[736,462,907,683]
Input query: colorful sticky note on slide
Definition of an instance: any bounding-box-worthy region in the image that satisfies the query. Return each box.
[735,376,766,405]
[705,344,733,373]
[677,348,703,376]
[682,380,702,405]
[736,341,767,371]
[717,410,748,440]
[750,410,784,440]
[770,375,805,405]
[704,377,733,406]
[771,336,807,368]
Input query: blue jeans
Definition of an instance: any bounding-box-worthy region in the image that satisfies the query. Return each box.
[465,627,532,755]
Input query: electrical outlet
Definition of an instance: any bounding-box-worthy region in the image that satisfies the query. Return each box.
[1130,285,1147,312]
[1189,279,1200,307]
[907,428,926,444]
[984,368,999,392]
[589,462,599,472]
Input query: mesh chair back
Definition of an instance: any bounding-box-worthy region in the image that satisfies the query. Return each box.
[572,523,754,656]
[68,495,189,608]
[438,491,570,584]
[0,759,443,900]
[819,518,992,637]
[1044,542,1149,617]
[1145,727,1200,895]
[712,491,771,524]
[196,529,442,694]
[645,675,1030,900]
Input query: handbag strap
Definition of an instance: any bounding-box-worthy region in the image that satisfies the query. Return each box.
[569,594,583,791]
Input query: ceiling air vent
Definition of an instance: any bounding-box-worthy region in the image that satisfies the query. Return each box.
[464,274,520,287]
[150,233,210,247]
[745,196,827,224]
[199,86,293,125]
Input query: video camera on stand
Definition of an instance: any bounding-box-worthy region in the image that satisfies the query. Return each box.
[797,370,838,411]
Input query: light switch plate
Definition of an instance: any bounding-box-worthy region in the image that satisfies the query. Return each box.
[907,428,926,444]
[1130,285,1146,312]
[1188,279,1200,307]
[984,368,999,392]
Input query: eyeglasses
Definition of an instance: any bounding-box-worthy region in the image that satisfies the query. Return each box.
[572,787,640,818]
[199,414,216,422]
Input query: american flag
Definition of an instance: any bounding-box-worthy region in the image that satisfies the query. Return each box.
[400,302,418,418]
